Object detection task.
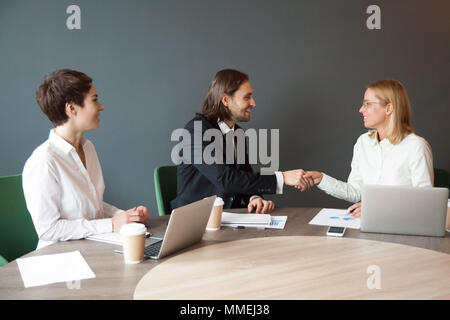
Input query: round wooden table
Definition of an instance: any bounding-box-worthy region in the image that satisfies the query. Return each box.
[134,236,450,300]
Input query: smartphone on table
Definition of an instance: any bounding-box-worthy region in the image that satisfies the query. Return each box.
[326,226,346,237]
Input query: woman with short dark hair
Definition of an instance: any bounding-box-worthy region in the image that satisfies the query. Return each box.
[23,69,149,249]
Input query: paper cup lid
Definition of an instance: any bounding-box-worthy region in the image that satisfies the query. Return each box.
[214,197,224,206]
[120,223,147,236]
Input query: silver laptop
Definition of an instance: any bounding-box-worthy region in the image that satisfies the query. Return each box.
[143,195,216,259]
[361,185,448,237]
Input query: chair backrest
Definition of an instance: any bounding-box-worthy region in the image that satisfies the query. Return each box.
[0,254,7,268]
[154,166,178,216]
[434,168,450,190]
[0,174,38,262]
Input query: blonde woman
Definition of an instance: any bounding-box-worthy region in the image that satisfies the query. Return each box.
[303,79,433,217]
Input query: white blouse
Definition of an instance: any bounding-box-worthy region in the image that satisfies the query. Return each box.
[23,130,123,249]
[317,132,434,203]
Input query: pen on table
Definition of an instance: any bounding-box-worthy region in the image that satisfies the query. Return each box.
[233,226,266,230]
[348,209,360,217]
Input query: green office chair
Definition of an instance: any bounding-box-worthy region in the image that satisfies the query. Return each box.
[434,168,450,190]
[0,174,38,262]
[154,166,178,216]
[0,254,8,268]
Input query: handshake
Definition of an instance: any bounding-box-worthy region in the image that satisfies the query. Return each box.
[282,170,323,191]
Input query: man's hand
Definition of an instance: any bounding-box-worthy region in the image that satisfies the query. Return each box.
[112,206,150,232]
[248,197,275,214]
[283,169,313,191]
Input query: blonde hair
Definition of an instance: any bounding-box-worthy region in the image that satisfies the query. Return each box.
[367,79,414,144]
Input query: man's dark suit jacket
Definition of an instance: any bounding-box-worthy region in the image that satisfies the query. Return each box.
[170,113,277,210]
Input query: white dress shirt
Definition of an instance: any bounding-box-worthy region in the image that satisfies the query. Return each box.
[23,130,124,249]
[318,132,434,203]
[217,120,284,198]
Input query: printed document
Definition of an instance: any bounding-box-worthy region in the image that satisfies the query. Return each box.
[309,208,361,229]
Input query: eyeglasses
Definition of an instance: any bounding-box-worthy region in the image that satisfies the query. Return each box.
[361,101,383,108]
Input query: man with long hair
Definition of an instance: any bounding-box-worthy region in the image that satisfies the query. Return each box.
[171,69,311,213]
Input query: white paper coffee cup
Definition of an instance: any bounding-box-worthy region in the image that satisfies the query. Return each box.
[120,223,147,264]
[206,197,224,231]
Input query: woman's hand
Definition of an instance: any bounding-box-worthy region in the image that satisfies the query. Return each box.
[112,206,150,232]
[304,171,323,185]
[136,205,150,225]
[348,202,362,218]
[294,171,322,191]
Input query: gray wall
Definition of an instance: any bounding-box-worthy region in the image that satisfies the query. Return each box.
[1,0,449,216]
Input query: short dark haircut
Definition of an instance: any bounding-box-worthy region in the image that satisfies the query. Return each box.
[201,69,249,123]
[36,69,93,126]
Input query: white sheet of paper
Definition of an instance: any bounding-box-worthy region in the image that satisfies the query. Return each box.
[309,208,361,229]
[16,251,96,288]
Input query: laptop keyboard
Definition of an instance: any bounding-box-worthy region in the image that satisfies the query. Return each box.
[144,240,163,257]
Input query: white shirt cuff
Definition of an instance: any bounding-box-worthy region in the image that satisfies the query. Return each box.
[275,171,284,194]
[92,218,113,234]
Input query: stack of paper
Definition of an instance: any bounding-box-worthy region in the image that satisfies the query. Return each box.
[221,212,288,229]
[86,232,124,245]
[222,212,271,225]
[16,251,96,288]
[86,231,151,246]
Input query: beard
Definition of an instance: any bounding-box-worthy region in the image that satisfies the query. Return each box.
[237,108,251,122]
